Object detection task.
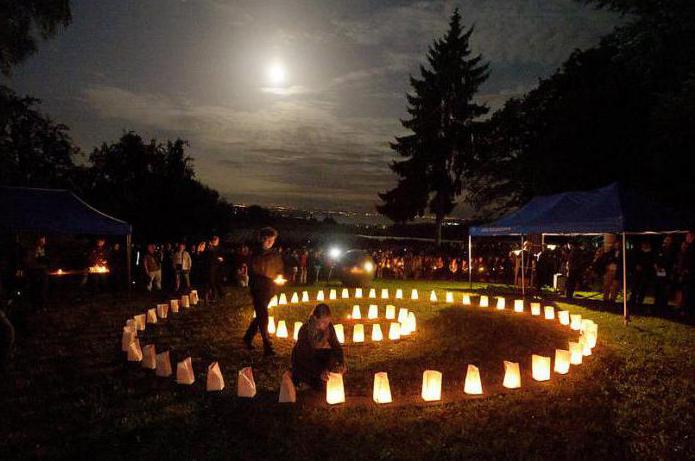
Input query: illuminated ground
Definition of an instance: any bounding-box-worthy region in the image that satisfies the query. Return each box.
[1,280,693,459]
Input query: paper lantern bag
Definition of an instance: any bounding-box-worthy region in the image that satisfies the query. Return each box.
[206,362,225,391]
[156,351,172,377]
[238,367,257,398]
[279,371,296,403]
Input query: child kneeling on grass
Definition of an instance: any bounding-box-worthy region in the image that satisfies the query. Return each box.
[291,303,345,390]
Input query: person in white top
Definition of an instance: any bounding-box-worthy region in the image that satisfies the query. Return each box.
[172,242,192,292]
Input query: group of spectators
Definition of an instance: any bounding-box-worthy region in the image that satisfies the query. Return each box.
[3,232,695,316]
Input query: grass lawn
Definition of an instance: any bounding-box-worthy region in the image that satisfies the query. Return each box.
[1,280,693,460]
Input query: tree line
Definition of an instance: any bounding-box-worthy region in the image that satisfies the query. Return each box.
[378,0,695,243]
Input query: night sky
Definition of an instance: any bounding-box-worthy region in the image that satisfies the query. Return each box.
[9,0,617,214]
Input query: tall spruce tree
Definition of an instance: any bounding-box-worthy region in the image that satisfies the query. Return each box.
[377,9,489,245]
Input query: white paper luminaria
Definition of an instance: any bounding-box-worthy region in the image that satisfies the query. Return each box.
[146,308,157,324]
[368,304,378,319]
[133,314,146,331]
[156,351,172,377]
[237,367,256,398]
[373,372,392,404]
[464,364,483,395]
[141,344,156,370]
[157,303,169,319]
[279,371,296,403]
[206,362,225,391]
[385,305,396,320]
[127,338,143,362]
[176,357,195,385]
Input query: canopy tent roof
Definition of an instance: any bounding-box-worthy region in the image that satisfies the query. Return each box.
[0,186,131,236]
[469,183,688,236]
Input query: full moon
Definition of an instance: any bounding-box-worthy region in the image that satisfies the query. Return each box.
[267,62,287,86]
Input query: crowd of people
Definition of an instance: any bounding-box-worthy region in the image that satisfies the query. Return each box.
[2,232,695,317]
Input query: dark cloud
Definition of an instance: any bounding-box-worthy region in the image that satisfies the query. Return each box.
[11,0,618,213]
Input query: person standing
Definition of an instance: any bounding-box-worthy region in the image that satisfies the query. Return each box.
[654,236,676,310]
[243,227,284,356]
[206,236,224,303]
[23,236,49,309]
[172,242,192,293]
[143,244,162,292]
[630,241,655,310]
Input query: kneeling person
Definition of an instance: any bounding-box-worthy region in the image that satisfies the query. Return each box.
[291,304,345,390]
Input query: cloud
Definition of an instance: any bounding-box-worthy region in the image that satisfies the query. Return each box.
[83,84,401,211]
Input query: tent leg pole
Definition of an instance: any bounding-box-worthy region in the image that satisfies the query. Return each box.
[126,233,132,298]
[521,235,525,297]
[468,234,472,289]
[622,232,629,325]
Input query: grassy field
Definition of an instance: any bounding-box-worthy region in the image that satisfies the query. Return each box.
[1,280,693,460]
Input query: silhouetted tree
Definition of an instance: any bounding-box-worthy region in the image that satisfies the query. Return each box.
[84,132,234,241]
[471,0,695,216]
[0,0,72,76]
[377,9,489,245]
[0,86,79,188]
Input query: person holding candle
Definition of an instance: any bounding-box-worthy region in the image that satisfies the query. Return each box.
[291,303,345,390]
[243,227,283,356]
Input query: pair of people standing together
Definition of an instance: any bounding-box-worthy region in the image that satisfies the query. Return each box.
[243,227,345,390]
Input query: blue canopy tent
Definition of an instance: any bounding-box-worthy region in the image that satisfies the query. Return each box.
[0,186,133,288]
[468,183,689,323]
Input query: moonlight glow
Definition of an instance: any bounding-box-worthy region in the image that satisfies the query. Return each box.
[267,62,287,86]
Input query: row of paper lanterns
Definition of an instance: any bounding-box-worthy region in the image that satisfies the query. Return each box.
[121,287,598,404]
[121,290,201,354]
[267,315,417,343]
[270,289,598,341]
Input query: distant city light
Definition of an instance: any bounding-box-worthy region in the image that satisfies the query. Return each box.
[363,261,374,272]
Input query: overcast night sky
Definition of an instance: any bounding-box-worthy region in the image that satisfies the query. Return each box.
[8,0,618,214]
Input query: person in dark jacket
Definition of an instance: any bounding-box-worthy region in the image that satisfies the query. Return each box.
[291,303,345,390]
[243,227,284,356]
[630,241,655,310]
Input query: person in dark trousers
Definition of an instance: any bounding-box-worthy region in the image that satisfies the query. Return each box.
[654,235,676,310]
[630,241,655,311]
[23,236,49,310]
[565,241,584,299]
[243,227,283,356]
[291,303,345,390]
[0,309,15,372]
[206,236,224,303]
